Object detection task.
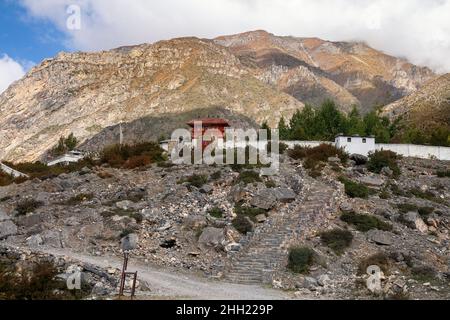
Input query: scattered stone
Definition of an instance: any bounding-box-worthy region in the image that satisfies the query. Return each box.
[367,229,394,246]
[198,227,225,249]
[0,221,18,240]
[350,154,368,165]
[381,167,394,177]
[359,176,384,187]
[121,233,138,251]
[160,237,177,249]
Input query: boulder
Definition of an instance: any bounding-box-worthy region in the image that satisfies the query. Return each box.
[340,203,354,214]
[198,227,225,249]
[381,167,394,177]
[183,216,207,230]
[317,274,331,287]
[0,208,10,222]
[16,214,42,228]
[359,176,384,187]
[272,188,297,203]
[251,190,277,210]
[224,242,242,252]
[328,157,341,164]
[255,214,267,223]
[199,185,213,194]
[120,233,139,251]
[41,230,63,248]
[160,237,177,249]
[367,230,394,246]
[26,234,44,247]
[115,200,135,210]
[402,212,428,233]
[0,221,18,239]
[350,154,368,165]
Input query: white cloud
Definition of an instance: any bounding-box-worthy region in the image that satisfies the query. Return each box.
[0,55,26,94]
[20,0,450,72]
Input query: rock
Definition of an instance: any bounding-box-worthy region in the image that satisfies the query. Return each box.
[0,208,10,222]
[26,234,44,247]
[120,233,138,251]
[91,282,111,296]
[272,188,296,203]
[255,214,267,223]
[198,227,225,249]
[199,185,213,194]
[359,176,384,187]
[303,276,319,290]
[157,222,172,231]
[402,212,428,233]
[224,242,242,252]
[250,189,277,210]
[375,208,396,220]
[115,200,135,210]
[367,230,394,246]
[328,157,341,164]
[79,167,92,175]
[229,185,247,203]
[350,154,368,165]
[41,230,63,248]
[340,203,354,214]
[183,216,207,230]
[16,214,42,228]
[160,237,177,248]
[317,274,330,287]
[0,221,18,239]
[381,167,394,177]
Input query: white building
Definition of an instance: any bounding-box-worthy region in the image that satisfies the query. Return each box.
[47,150,85,166]
[335,134,376,156]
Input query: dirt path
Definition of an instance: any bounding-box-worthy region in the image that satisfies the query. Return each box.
[41,248,299,300]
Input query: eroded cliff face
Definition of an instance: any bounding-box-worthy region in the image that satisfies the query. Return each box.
[0,31,438,163]
[0,37,302,162]
[215,30,435,112]
[382,73,450,133]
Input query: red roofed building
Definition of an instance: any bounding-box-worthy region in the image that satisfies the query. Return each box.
[187,118,230,150]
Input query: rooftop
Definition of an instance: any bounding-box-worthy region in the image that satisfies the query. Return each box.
[187,118,230,127]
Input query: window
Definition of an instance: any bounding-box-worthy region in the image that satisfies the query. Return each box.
[362,138,367,143]
[347,138,352,143]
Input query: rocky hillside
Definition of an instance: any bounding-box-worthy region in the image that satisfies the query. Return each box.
[215,30,435,113]
[382,73,450,136]
[0,31,436,163]
[0,37,302,163]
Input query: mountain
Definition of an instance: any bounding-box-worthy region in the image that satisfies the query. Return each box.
[0,31,437,163]
[215,30,435,113]
[0,37,302,163]
[381,73,450,140]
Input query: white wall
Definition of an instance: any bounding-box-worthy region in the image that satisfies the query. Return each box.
[376,144,450,161]
[0,162,28,178]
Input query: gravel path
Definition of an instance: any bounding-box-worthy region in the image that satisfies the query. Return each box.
[42,248,297,300]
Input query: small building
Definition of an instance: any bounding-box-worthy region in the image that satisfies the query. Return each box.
[187,118,230,150]
[335,134,376,156]
[47,150,86,166]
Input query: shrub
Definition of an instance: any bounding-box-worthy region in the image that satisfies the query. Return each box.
[208,207,224,219]
[411,266,437,283]
[178,174,208,188]
[234,203,266,221]
[232,215,253,234]
[210,170,222,181]
[397,203,418,213]
[418,207,434,217]
[16,199,43,216]
[339,177,369,199]
[367,150,401,178]
[436,170,450,178]
[409,188,446,204]
[61,193,93,206]
[341,212,392,232]
[288,144,348,163]
[265,179,276,188]
[100,142,165,168]
[287,247,314,274]
[0,261,88,300]
[320,229,353,255]
[358,252,391,275]
[235,170,262,185]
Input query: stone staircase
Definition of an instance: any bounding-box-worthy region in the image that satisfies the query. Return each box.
[225,177,340,284]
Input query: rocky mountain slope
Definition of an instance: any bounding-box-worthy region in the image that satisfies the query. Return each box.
[382,73,450,135]
[0,37,302,163]
[215,30,435,113]
[0,31,436,163]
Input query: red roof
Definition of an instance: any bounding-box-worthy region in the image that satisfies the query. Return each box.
[187,118,230,127]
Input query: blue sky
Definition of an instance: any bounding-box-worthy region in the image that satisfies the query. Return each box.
[0,0,66,66]
[1,0,450,94]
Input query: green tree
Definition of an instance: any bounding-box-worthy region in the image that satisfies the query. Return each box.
[278,117,290,140]
[64,133,78,151]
